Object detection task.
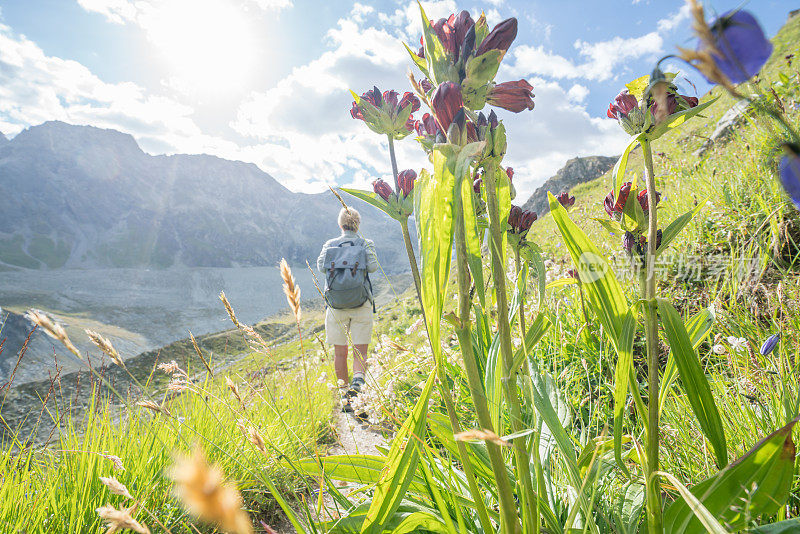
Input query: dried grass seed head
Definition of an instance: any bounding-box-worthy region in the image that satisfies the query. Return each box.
[86,329,124,367]
[99,476,133,499]
[96,504,150,534]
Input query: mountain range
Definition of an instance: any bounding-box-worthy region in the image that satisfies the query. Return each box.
[0,121,405,270]
[522,155,618,215]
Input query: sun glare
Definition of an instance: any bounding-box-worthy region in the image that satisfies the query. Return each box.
[146,0,256,95]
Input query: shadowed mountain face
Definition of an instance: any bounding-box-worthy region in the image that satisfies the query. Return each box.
[0,121,405,270]
[522,155,618,216]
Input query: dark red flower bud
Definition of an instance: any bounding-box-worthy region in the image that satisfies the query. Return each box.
[637,189,661,211]
[622,231,635,253]
[650,92,677,117]
[431,81,464,133]
[487,79,535,113]
[452,11,475,52]
[682,95,699,108]
[417,46,425,59]
[607,90,638,119]
[382,90,398,109]
[372,179,394,201]
[414,112,441,138]
[567,268,579,280]
[476,17,517,57]
[557,192,575,208]
[519,210,537,231]
[420,78,434,93]
[350,102,363,120]
[397,169,417,198]
[505,167,514,182]
[508,205,522,228]
[656,228,662,249]
[433,17,457,58]
[460,23,476,61]
[363,86,382,107]
[399,92,421,113]
[488,109,499,129]
[604,182,632,217]
[404,116,416,132]
[473,177,483,194]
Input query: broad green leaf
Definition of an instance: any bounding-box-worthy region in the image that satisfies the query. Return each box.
[403,41,429,77]
[591,217,623,235]
[659,471,729,534]
[325,504,451,534]
[465,50,502,86]
[611,482,645,534]
[361,369,437,533]
[657,299,727,468]
[664,416,799,533]
[296,455,427,494]
[340,188,400,220]
[525,242,547,306]
[613,306,638,476]
[657,201,707,255]
[457,143,487,308]
[644,97,719,141]
[660,305,716,416]
[612,134,644,196]
[510,312,551,374]
[548,193,628,344]
[752,519,800,533]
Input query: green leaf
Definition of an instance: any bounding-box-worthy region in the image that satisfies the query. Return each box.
[625,75,650,101]
[340,187,400,220]
[418,3,456,85]
[752,519,800,533]
[464,50,502,87]
[664,416,799,533]
[611,134,644,205]
[644,97,719,141]
[591,217,623,235]
[361,369,437,533]
[657,299,727,468]
[457,143,486,308]
[510,312,551,374]
[613,306,638,476]
[403,41,429,77]
[657,201,707,255]
[548,193,629,344]
[659,472,729,534]
[660,305,716,416]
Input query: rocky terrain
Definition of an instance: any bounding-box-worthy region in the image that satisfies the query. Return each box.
[522,155,618,215]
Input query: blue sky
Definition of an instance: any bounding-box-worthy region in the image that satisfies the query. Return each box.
[0,0,794,200]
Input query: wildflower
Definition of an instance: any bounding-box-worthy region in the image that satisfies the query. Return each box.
[431,81,464,134]
[350,86,420,139]
[508,205,536,234]
[486,79,535,112]
[622,231,636,253]
[557,192,575,208]
[760,333,781,356]
[372,178,394,201]
[637,189,661,211]
[454,428,510,447]
[649,91,699,119]
[472,176,482,193]
[397,169,417,198]
[696,7,772,84]
[475,18,517,59]
[419,78,434,93]
[604,182,633,217]
[99,476,133,499]
[712,344,726,355]
[779,145,800,209]
[726,336,747,352]
[606,90,638,119]
[97,504,150,533]
[505,167,514,182]
[413,112,442,139]
[170,447,253,534]
[430,11,475,61]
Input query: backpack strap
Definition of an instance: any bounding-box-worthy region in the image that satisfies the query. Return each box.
[366,271,375,313]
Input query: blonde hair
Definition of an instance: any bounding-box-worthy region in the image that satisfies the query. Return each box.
[338,207,360,232]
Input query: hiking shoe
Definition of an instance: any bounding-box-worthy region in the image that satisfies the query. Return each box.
[350,376,366,393]
[341,397,354,413]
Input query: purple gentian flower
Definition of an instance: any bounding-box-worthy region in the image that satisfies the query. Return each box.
[702,10,772,84]
[779,146,800,209]
[760,333,780,356]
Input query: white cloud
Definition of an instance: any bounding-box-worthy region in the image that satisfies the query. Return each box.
[567,83,589,102]
[76,0,137,24]
[657,1,691,33]
[78,0,292,25]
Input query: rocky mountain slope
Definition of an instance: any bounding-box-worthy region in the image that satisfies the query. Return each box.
[522,155,618,215]
[0,121,405,270]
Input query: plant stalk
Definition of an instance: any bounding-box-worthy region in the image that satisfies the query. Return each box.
[484,163,538,533]
[400,217,493,534]
[453,178,521,534]
[388,134,400,190]
[641,139,663,534]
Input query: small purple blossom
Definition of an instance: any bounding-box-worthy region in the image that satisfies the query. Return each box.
[760,333,780,356]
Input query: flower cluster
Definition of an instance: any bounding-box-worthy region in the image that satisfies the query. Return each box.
[351,86,421,139]
[508,205,537,235]
[607,84,699,135]
[603,181,661,219]
[556,192,575,208]
[372,169,417,219]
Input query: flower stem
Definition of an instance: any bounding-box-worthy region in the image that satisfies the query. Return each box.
[454,175,520,534]
[641,139,663,534]
[400,217,493,534]
[484,163,538,533]
[388,134,400,190]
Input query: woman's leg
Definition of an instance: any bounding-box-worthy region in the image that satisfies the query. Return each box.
[334,344,349,384]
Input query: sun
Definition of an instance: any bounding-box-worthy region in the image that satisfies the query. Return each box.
[145,0,256,95]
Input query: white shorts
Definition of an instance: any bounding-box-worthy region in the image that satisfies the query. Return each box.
[325,301,374,346]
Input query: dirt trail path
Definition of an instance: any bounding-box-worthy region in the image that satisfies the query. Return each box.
[270,408,388,533]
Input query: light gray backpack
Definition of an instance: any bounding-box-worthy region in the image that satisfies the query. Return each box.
[322,239,374,311]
